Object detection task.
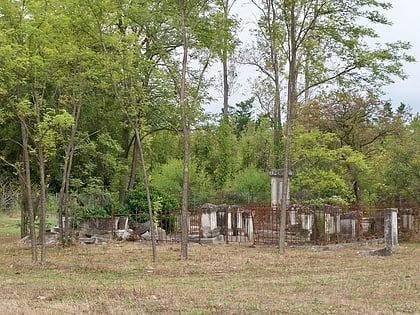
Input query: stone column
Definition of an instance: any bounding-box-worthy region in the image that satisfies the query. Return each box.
[244,212,254,241]
[268,169,292,209]
[384,208,399,251]
[200,204,219,238]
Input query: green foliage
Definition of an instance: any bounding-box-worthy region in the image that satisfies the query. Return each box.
[125,185,180,225]
[290,127,356,205]
[231,97,255,137]
[214,118,237,189]
[227,166,270,202]
[151,158,213,205]
[380,116,420,205]
[237,118,274,170]
[0,0,418,224]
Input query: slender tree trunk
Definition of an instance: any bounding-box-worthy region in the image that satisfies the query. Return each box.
[268,0,283,168]
[133,127,157,262]
[222,55,229,117]
[33,93,47,265]
[179,0,189,261]
[221,0,233,117]
[57,96,81,246]
[127,138,139,192]
[353,179,363,237]
[19,173,29,238]
[19,118,37,263]
[118,128,132,205]
[279,3,297,254]
[37,142,47,265]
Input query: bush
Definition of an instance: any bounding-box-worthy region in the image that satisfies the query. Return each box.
[125,186,180,231]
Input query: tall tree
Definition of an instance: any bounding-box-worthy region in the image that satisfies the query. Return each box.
[250,0,414,253]
[214,0,240,117]
[248,0,286,168]
[162,0,223,259]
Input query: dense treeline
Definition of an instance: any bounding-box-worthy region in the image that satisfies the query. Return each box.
[0,0,418,261]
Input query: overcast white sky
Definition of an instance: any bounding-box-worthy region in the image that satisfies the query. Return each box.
[206,0,420,115]
[377,0,420,114]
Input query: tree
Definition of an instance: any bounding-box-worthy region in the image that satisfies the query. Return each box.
[151,158,213,205]
[248,0,286,168]
[381,115,420,206]
[300,91,408,206]
[214,0,240,117]
[290,126,360,205]
[214,117,237,189]
[231,97,254,137]
[162,0,227,260]
[250,0,414,254]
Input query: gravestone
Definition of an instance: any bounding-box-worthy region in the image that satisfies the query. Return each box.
[384,208,398,250]
[359,208,398,256]
[200,203,220,238]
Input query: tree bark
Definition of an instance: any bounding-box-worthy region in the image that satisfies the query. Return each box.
[133,127,157,262]
[19,117,37,263]
[33,90,47,265]
[57,95,81,246]
[279,3,297,254]
[179,0,189,261]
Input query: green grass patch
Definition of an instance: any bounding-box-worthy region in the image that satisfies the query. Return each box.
[0,215,56,236]
[0,215,20,235]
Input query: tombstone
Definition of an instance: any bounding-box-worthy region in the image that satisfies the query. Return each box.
[268,169,292,209]
[116,216,129,230]
[334,214,341,234]
[225,208,233,237]
[384,208,398,250]
[400,208,413,230]
[289,209,298,225]
[133,221,151,235]
[359,208,398,257]
[200,204,220,238]
[360,217,371,235]
[235,210,244,235]
[340,212,357,239]
[297,214,311,242]
[243,211,254,241]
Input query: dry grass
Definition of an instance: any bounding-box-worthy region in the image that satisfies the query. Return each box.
[0,222,419,314]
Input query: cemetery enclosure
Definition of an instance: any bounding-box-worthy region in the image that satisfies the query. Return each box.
[156,204,420,245]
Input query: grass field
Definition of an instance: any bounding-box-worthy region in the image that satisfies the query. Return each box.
[0,215,419,315]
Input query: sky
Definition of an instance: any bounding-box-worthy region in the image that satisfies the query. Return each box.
[376,0,420,114]
[206,0,420,115]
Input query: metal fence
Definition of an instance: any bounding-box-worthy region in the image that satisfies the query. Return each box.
[153,204,420,245]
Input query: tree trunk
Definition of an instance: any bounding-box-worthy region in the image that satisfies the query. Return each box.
[19,173,29,238]
[127,137,139,192]
[118,128,132,204]
[19,118,37,263]
[133,127,157,262]
[279,3,297,254]
[33,92,47,265]
[353,179,363,237]
[268,0,283,169]
[222,55,229,117]
[37,141,47,265]
[57,97,81,246]
[179,0,189,261]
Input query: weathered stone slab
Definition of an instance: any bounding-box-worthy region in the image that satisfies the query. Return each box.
[79,237,96,244]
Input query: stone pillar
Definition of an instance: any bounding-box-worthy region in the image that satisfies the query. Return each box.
[384,208,398,251]
[269,169,292,209]
[227,211,232,236]
[200,204,219,238]
[244,212,254,241]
